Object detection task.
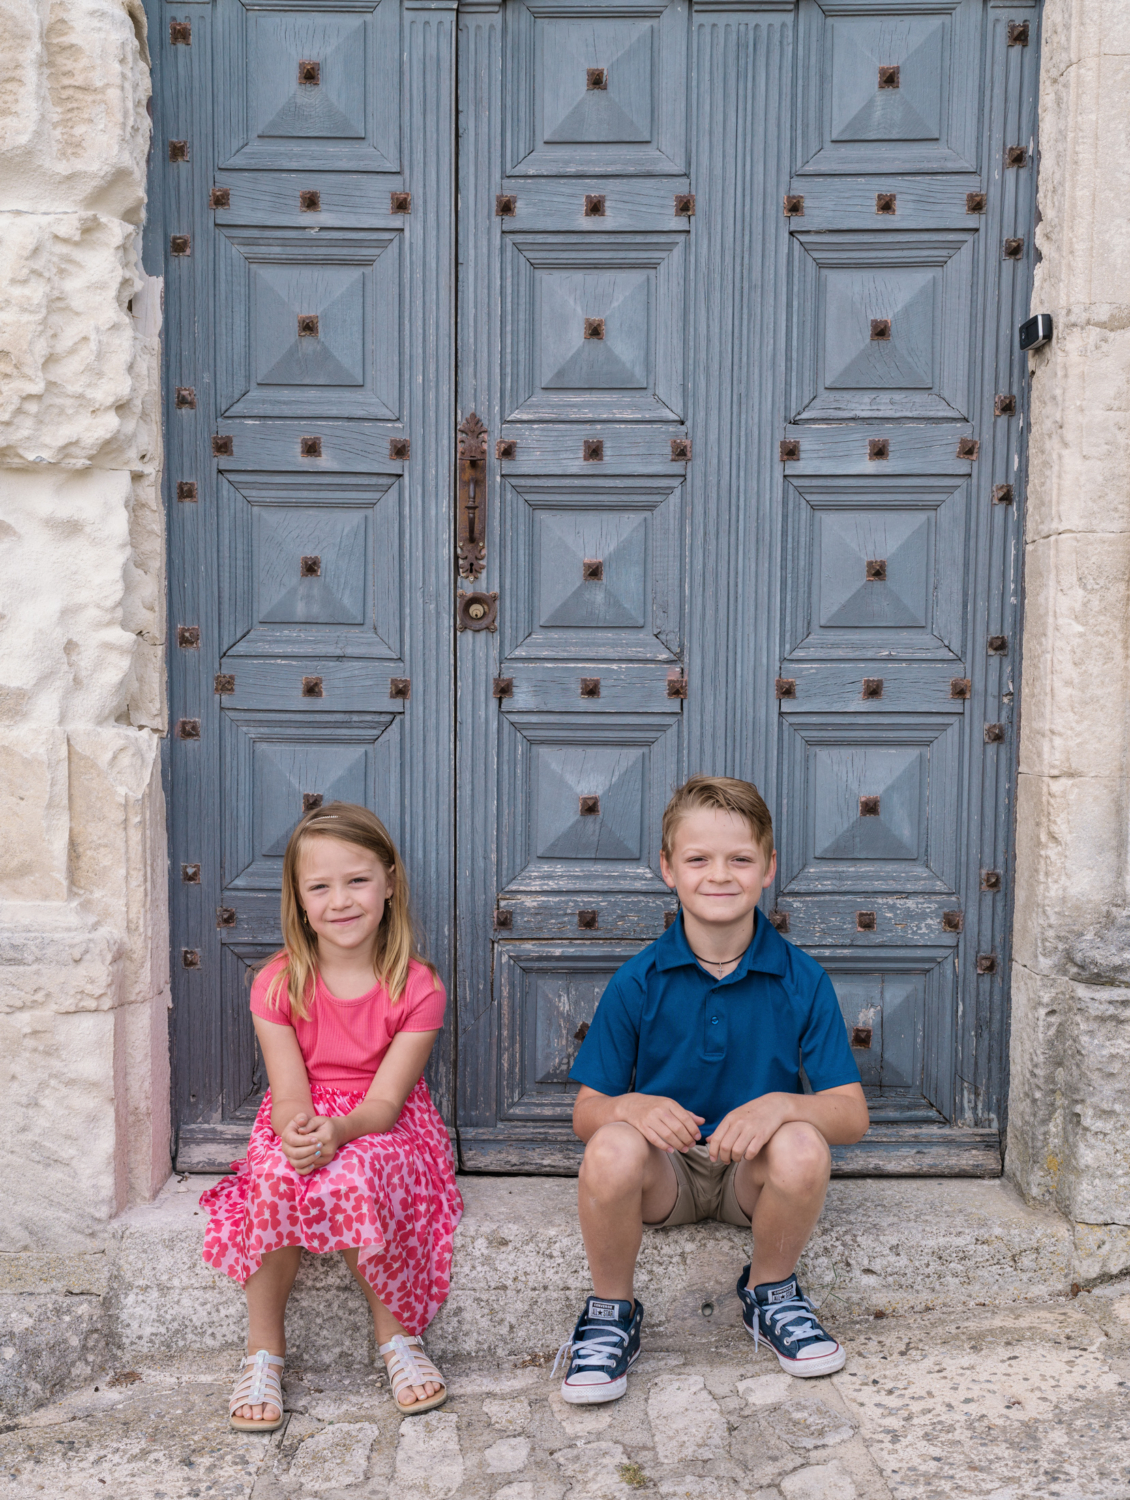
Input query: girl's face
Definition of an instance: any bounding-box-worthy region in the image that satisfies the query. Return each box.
[295,835,394,956]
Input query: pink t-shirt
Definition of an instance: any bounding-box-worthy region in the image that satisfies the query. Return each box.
[250,956,446,1090]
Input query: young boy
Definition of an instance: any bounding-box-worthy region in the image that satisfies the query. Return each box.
[558,775,869,1404]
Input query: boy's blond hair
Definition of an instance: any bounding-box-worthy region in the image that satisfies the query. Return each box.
[661,775,775,861]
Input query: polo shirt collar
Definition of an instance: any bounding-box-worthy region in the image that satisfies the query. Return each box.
[655,908,788,980]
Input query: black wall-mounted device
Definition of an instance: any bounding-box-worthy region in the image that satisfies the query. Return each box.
[1020,314,1053,351]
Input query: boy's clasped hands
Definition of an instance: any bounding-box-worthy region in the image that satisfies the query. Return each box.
[616,1090,807,1164]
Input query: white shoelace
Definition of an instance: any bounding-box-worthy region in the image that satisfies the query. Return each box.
[551,1320,629,1378]
[753,1293,825,1355]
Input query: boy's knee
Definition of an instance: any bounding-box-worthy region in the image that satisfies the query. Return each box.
[766,1120,830,1191]
[579,1123,650,1194]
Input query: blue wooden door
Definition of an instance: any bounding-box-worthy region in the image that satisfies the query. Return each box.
[455,0,1038,1172]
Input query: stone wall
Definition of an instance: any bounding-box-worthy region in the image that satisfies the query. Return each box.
[1006,0,1130,1279]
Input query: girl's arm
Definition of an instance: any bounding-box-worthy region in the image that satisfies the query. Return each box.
[303,1028,439,1161]
[252,1013,324,1173]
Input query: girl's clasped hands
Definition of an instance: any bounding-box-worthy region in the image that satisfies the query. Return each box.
[277,1112,340,1174]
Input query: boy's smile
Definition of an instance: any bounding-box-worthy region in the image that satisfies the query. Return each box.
[659,808,776,959]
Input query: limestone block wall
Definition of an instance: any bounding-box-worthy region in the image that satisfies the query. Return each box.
[0,0,169,1271]
[1007,0,1130,1277]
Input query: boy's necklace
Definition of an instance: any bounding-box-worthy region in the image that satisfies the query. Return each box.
[690,950,744,979]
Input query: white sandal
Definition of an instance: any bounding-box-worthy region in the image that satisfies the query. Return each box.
[228,1348,285,1431]
[379,1333,448,1414]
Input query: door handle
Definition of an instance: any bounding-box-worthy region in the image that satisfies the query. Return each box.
[457,411,487,580]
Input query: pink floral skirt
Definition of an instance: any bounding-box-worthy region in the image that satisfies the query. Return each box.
[200,1079,463,1336]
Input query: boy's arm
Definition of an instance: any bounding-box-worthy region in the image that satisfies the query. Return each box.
[573,1084,706,1154]
[706,1083,869,1164]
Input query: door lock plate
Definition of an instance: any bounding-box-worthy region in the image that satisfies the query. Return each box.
[457,590,498,632]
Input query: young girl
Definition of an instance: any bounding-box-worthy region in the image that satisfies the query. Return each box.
[200,801,463,1430]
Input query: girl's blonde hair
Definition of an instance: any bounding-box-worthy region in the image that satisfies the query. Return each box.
[263,801,437,1020]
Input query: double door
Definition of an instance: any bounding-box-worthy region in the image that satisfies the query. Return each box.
[151,0,1039,1172]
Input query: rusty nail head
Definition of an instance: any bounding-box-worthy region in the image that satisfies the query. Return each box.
[1008,21,1029,44]
[301,436,322,458]
[866,558,887,581]
[667,671,688,699]
[182,949,200,969]
[300,189,321,212]
[217,907,236,928]
[966,192,987,214]
[876,192,896,215]
[493,677,514,699]
[982,869,1002,891]
[995,394,1016,416]
[176,480,197,502]
[862,677,883,699]
[181,863,200,883]
[584,317,605,340]
[950,678,972,699]
[868,438,889,460]
[212,435,233,457]
[299,59,320,84]
[1006,145,1027,168]
[985,722,1005,742]
[665,910,677,929]
[783,195,804,217]
[775,678,796,700]
[495,194,516,217]
[578,911,599,931]
[586,67,607,90]
[579,796,600,816]
[302,676,324,698]
[857,911,877,931]
[389,438,410,460]
[584,194,606,217]
[170,19,191,43]
[297,314,319,337]
[175,387,196,409]
[391,191,411,214]
[993,484,1014,504]
[674,194,695,217]
[168,140,189,161]
[573,1021,590,1043]
[580,677,601,698]
[176,719,201,740]
[1004,238,1024,259]
[877,64,900,88]
[851,1025,873,1048]
[177,626,200,648]
[860,795,880,816]
[389,678,411,700]
[870,318,891,341]
[300,555,321,577]
[958,437,980,459]
[987,634,1008,654]
[583,558,604,581]
[303,792,324,812]
[977,953,996,974]
[943,910,964,932]
[494,908,512,929]
[209,187,230,209]
[780,439,800,461]
[671,438,691,461]
[496,439,517,460]
[214,673,235,695]
[583,438,604,461]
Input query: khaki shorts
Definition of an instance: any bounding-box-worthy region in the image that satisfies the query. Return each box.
[646,1143,752,1229]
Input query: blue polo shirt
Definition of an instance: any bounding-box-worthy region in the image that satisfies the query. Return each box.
[570,911,860,1136]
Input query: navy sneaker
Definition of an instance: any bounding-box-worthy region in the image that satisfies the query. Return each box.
[736,1267,846,1377]
[552,1296,644,1404]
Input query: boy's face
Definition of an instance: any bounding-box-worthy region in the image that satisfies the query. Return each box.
[659,808,776,929]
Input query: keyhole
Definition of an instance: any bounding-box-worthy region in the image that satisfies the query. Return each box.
[468,602,486,620]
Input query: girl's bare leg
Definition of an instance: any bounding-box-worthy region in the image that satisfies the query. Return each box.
[341,1249,439,1406]
[237,1245,303,1422]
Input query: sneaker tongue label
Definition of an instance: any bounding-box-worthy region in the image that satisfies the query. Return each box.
[587,1299,622,1321]
[766,1280,797,1305]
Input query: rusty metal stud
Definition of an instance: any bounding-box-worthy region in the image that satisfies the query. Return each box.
[769,910,789,933]
[664,911,677,929]
[181,863,200,883]
[580,677,601,699]
[992,484,1014,505]
[866,558,887,581]
[671,437,692,461]
[579,795,600,816]
[586,67,607,90]
[877,64,900,88]
[494,907,512,929]
[495,194,516,217]
[780,439,800,461]
[584,317,605,340]
[300,189,321,212]
[217,907,236,928]
[297,314,319,337]
[302,676,324,698]
[389,438,410,460]
[177,626,200,649]
[1008,21,1029,45]
[493,677,514,699]
[775,678,796,700]
[868,438,889,460]
[212,435,233,457]
[987,634,1008,655]
[1006,145,1027,168]
[859,795,880,817]
[390,191,411,214]
[976,953,996,974]
[583,438,604,461]
[783,194,804,217]
[302,792,323,812]
[870,318,891,341]
[214,673,235,695]
[862,678,883,700]
[583,558,604,581]
[170,19,191,43]
[985,722,1006,743]
[584,194,606,217]
[298,59,320,85]
[1004,238,1025,260]
[876,192,896,215]
[981,869,1002,892]
[176,480,197,502]
[674,193,695,217]
[210,187,230,209]
[578,910,599,929]
[966,192,987,214]
[182,949,200,969]
[943,910,964,932]
[957,436,980,460]
[666,670,688,699]
[857,911,877,931]
[168,140,189,162]
[995,393,1016,416]
[389,678,411,700]
[169,234,191,257]
[496,439,516,460]
[300,436,322,458]
[176,719,201,740]
[950,678,972,699]
[300,555,321,578]
[851,1025,873,1049]
[175,387,196,409]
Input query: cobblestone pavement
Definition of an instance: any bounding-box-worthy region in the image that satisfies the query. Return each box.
[2,1291,1128,1500]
